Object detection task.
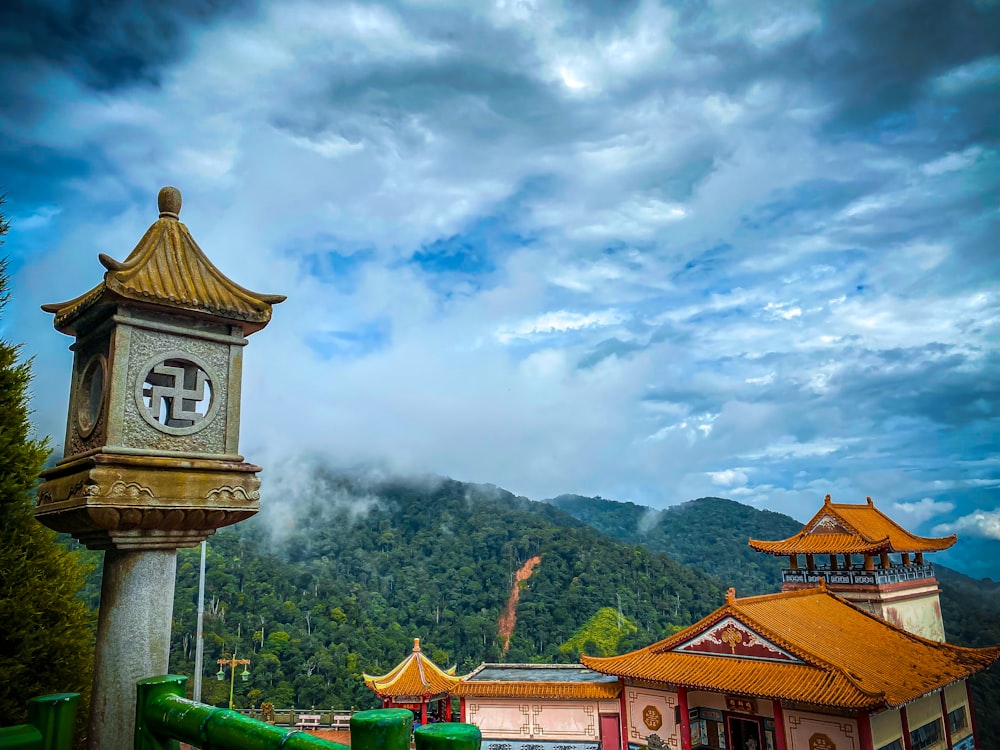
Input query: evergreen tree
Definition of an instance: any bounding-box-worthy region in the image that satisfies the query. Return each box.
[0,197,95,746]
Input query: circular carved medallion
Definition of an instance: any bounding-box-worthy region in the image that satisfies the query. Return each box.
[642,705,662,731]
[76,354,107,438]
[134,352,221,435]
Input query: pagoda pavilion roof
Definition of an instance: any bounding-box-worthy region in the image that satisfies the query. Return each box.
[454,663,621,700]
[582,584,999,711]
[747,495,957,556]
[363,639,465,699]
[42,187,284,336]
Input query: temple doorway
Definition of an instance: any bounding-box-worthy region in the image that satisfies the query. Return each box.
[727,717,762,750]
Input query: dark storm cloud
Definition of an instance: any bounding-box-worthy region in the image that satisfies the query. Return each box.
[0,0,260,89]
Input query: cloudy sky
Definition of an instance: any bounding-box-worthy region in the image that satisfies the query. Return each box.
[2,0,998,577]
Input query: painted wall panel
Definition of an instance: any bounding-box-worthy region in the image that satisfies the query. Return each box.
[468,700,604,742]
[625,686,679,749]
[784,710,858,750]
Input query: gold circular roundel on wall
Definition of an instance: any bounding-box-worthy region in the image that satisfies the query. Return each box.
[642,705,662,731]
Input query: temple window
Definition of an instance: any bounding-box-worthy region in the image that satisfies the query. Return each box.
[947,706,968,734]
[876,740,903,750]
[909,718,943,750]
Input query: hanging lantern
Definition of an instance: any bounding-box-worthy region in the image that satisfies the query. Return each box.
[216,667,225,681]
[241,665,251,682]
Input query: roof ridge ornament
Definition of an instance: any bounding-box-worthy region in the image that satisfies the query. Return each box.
[158,185,182,219]
[866,496,874,506]
[414,637,421,652]
[824,494,832,505]
[726,587,736,604]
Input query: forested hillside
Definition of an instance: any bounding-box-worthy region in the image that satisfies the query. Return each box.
[550,492,1000,744]
[72,471,723,710]
[550,495,802,595]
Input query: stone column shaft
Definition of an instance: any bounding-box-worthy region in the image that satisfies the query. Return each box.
[88,550,177,750]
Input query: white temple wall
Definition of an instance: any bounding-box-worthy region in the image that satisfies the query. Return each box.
[869,708,903,750]
[467,698,603,742]
[782,709,859,750]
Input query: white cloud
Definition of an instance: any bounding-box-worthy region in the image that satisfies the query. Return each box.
[933,510,1000,540]
[708,469,749,487]
[890,497,955,526]
[495,309,625,343]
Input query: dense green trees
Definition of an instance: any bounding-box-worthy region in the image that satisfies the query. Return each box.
[0,202,95,747]
[153,472,722,710]
[551,494,803,595]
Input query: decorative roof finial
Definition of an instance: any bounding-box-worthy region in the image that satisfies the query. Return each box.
[413,637,421,652]
[819,576,827,592]
[726,587,736,604]
[866,496,874,506]
[824,494,832,505]
[158,186,182,219]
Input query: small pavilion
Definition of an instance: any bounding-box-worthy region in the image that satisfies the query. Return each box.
[748,494,957,641]
[364,639,464,725]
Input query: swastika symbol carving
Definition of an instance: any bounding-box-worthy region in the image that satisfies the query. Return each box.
[144,362,210,425]
[136,356,218,435]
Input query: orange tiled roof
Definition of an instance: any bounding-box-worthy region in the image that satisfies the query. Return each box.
[748,495,956,556]
[454,664,621,700]
[42,187,284,335]
[453,681,620,699]
[582,586,999,710]
[364,639,465,699]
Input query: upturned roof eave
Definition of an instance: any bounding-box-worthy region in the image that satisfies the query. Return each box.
[42,198,284,335]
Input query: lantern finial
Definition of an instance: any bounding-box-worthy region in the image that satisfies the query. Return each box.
[158,186,182,219]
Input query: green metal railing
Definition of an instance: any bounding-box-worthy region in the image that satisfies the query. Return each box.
[0,693,79,750]
[136,676,482,750]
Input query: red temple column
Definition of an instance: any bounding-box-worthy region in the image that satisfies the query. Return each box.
[940,691,953,750]
[677,687,691,750]
[619,680,629,750]
[421,699,428,726]
[857,711,873,750]
[965,681,980,750]
[460,698,467,724]
[900,705,913,750]
[772,701,788,750]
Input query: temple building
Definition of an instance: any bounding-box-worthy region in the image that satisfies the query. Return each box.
[748,495,956,641]
[363,638,463,725]
[454,664,622,750]
[582,581,996,750]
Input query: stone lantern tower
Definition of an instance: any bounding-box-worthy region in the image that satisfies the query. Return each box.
[35,187,284,748]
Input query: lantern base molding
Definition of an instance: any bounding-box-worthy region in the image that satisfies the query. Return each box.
[36,450,261,551]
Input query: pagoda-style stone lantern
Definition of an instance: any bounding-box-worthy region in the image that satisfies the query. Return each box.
[36,187,283,749]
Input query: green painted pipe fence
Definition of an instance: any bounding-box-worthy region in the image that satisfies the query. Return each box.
[0,693,79,750]
[136,676,482,750]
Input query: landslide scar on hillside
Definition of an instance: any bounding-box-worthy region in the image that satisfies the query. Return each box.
[498,555,542,657]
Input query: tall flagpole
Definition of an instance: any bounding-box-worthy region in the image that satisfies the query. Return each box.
[193,540,207,701]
